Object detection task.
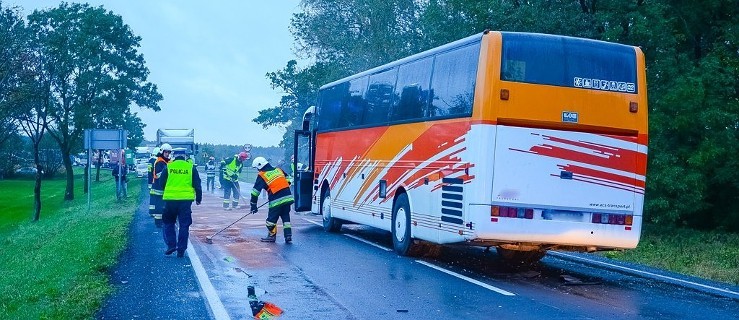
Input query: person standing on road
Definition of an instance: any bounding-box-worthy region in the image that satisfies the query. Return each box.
[112,158,129,200]
[221,152,248,210]
[218,156,227,191]
[160,148,202,257]
[250,156,294,243]
[205,156,217,193]
[147,147,160,190]
[150,144,172,228]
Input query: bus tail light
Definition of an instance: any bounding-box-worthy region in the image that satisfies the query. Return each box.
[500,89,510,100]
[491,206,534,219]
[629,102,638,113]
[591,213,634,226]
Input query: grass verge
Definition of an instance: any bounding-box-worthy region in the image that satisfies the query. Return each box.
[603,224,739,285]
[0,172,142,319]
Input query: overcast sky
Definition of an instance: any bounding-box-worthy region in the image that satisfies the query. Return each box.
[14,0,303,147]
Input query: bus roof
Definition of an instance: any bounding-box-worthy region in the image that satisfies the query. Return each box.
[320,32,484,90]
[319,31,639,91]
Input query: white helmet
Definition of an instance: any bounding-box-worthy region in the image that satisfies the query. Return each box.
[251,156,268,170]
[160,143,173,152]
[151,147,161,156]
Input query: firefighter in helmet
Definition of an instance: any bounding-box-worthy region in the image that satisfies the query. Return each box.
[250,156,294,243]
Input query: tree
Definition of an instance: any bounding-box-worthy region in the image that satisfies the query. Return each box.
[2,7,51,221]
[253,61,333,161]
[0,3,25,150]
[27,3,162,201]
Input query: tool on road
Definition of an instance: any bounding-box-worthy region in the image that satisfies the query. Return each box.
[205,201,267,244]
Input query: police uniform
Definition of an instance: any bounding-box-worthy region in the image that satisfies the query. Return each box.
[160,155,202,257]
[250,163,294,243]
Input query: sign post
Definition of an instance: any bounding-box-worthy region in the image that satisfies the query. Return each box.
[84,129,127,210]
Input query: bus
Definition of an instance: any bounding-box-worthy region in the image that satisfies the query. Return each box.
[292,31,648,264]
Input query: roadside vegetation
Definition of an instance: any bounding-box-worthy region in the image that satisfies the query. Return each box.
[604,225,739,285]
[0,172,141,319]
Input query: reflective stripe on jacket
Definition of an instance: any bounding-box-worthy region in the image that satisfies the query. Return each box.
[162,160,195,201]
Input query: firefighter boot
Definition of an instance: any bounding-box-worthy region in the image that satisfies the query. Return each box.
[261,223,277,242]
[284,223,292,243]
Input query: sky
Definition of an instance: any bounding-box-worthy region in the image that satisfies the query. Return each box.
[14,0,304,147]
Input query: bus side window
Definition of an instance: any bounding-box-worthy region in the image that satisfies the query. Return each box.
[391,57,432,122]
[363,67,397,126]
[318,85,344,131]
[429,43,480,118]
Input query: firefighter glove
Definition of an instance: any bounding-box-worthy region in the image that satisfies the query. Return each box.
[250,202,258,213]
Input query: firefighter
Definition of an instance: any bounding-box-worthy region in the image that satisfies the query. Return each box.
[160,148,202,257]
[150,143,172,228]
[218,156,227,191]
[250,156,294,243]
[147,147,161,190]
[205,156,217,193]
[221,152,248,210]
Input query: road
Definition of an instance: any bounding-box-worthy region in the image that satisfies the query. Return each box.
[188,182,739,320]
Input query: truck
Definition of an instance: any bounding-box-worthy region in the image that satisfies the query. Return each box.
[133,146,151,177]
[156,129,197,163]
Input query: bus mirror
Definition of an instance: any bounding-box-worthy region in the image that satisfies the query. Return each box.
[302,106,315,131]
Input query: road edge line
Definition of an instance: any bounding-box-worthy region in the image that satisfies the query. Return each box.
[416,260,515,296]
[548,251,739,300]
[344,234,393,251]
[187,239,232,320]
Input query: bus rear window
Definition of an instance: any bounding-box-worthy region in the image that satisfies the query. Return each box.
[501,32,638,93]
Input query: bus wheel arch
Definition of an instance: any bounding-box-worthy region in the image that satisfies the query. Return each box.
[391,190,422,256]
[320,181,342,232]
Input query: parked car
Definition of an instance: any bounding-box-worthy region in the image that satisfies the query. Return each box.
[15,167,43,175]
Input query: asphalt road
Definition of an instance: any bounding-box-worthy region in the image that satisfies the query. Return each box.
[187,181,739,320]
[101,179,739,319]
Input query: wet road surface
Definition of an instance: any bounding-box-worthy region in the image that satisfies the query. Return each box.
[190,183,739,320]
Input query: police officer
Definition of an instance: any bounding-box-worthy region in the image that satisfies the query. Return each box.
[160,148,202,257]
[150,144,172,227]
[205,156,217,193]
[250,156,294,243]
[221,152,248,210]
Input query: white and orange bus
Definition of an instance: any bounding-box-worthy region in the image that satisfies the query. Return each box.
[292,31,648,263]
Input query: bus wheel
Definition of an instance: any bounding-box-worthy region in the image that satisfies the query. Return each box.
[321,188,342,232]
[496,247,546,266]
[391,193,420,256]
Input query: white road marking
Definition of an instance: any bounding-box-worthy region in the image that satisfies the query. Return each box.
[549,251,739,298]
[415,260,516,296]
[303,218,322,227]
[187,240,231,320]
[344,234,393,252]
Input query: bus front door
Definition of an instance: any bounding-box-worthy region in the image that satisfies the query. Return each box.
[293,130,313,212]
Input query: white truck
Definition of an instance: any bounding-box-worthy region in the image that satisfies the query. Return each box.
[134,146,150,177]
[156,129,197,163]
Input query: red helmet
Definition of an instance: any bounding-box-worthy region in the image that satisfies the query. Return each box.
[238,152,249,161]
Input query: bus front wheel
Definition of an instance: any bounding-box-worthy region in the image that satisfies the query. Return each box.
[321,188,342,232]
[391,193,421,256]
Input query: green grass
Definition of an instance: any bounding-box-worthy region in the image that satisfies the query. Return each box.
[602,224,739,285]
[0,172,142,319]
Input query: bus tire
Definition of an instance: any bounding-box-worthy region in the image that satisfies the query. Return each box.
[391,193,420,256]
[321,188,342,232]
[496,247,546,266]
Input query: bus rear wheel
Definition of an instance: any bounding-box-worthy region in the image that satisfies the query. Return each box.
[391,193,421,256]
[496,247,546,266]
[321,188,342,232]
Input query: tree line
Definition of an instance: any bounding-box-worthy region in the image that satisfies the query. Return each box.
[255,0,738,231]
[0,1,161,220]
